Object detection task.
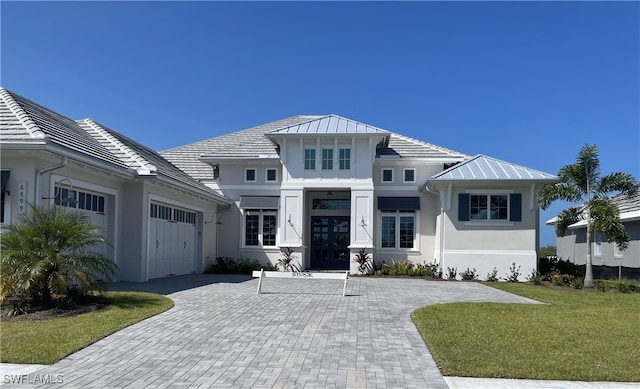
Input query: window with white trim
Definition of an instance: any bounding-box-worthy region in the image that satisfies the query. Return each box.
[593,232,602,257]
[245,168,256,182]
[150,203,196,225]
[382,168,393,183]
[322,148,333,170]
[244,209,277,247]
[403,168,415,183]
[55,186,106,214]
[304,149,316,170]
[266,168,277,182]
[339,148,351,170]
[380,210,415,249]
[470,194,508,220]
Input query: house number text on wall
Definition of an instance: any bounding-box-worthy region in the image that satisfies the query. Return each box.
[18,182,27,214]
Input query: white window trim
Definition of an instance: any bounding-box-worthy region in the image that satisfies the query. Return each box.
[614,243,623,258]
[265,168,278,182]
[241,209,278,248]
[381,168,394,183]
[593,232,602,257]
[321,148,334,170]
[403,168,416,183]
[377,210,419,252]
[245,168,257,182]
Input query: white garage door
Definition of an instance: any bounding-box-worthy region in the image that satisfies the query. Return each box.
[55,186,109,259]
[148,202,197,279]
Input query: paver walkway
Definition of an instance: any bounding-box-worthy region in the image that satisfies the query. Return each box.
[1,275,541,388]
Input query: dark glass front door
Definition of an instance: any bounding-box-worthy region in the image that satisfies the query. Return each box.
[310,216,350,269]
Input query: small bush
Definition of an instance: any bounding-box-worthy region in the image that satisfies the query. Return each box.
[505,262,522,282]
[446,267,458,280]
[460,268,478,281]
[277,247,300,272]
[570,277,583,289]
[538,256,580,280]
[205,256,276,274]
[353,248,372,275]
[486,267,499,282]
[372,259,441,278]
[527,269,543,285]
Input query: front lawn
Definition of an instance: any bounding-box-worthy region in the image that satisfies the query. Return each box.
[1,291,173,364]
[412,283,640,382]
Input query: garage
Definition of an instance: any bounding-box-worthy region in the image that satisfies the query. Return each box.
[148,202,197,279]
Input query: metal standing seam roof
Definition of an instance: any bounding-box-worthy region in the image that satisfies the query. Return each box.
[429,154,558,181]
[268,115,390,135]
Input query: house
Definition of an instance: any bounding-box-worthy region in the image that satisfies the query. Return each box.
[1,88,559,281]
[161,115,559,279]
[549,191,640,277]
[0,87,231,282]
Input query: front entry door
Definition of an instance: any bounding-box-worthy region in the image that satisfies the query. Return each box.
[310,216,350,269]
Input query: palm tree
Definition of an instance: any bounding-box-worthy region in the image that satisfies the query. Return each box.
[538,144,638,287]
[0,204,117,304]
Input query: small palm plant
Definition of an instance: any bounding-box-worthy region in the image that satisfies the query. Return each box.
[276,247,300,272]
[0,204,117,305]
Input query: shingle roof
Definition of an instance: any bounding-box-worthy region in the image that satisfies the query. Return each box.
[610,189,640,215]
[77,119,226,200]
[428,154,558,182]
[0,87,228,203]
[161,115,468,181]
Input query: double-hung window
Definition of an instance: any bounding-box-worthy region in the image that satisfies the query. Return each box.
[244,209,277,247]
[304,149,316,170]
[322,148,333,170]
[339,148,351,170]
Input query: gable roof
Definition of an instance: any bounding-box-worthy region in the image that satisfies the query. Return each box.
[0,87,229,203]
[428,154,558,182]
[161,115,468,181]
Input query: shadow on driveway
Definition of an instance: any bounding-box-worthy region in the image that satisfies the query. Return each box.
[107,273,253,295]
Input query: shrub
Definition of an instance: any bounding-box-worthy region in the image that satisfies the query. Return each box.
[353,248,372,275]
[486,267,499,282]
[538,256,580,280]
[372,259,441,278]
[527,269,543,285]
[571,277,583,289]
[1,205,117,305]
[460,268,478,281]
[446,267,457,280]
[206,256,276,274]
[505,262,522,282]
[277,247,300,272]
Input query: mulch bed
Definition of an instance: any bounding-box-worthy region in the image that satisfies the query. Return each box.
[1,295,110,322]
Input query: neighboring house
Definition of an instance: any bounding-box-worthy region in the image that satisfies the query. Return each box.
[162,115,559,279]
[549,191,640,272]
[0,87,231,282]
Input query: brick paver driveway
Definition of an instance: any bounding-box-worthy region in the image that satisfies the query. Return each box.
[16,275,540,388]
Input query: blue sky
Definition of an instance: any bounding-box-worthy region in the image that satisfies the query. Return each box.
[2,1,639,247]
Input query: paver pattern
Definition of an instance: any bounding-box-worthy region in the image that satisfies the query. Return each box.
[3,275,540,388]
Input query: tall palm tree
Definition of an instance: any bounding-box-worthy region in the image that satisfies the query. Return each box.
[538,144,637,287]
[0,204,117,304]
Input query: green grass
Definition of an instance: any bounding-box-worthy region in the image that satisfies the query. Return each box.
[412,283,640,382]
[1,291,173,364]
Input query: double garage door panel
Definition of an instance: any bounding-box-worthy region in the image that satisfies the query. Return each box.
[148,204,197,279]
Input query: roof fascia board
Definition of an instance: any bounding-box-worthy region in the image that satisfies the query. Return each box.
[145,175,231,205]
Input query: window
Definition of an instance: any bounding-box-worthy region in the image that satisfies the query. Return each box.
[322,148,333,170]
[459,193,521,222]
[614,242,623,258]
[594,232,602,257]
[381,211,415,249]
[245,168,256,182]
[304,149,316,170]
[55,187,106,214]
[0,171,8,224]
[150,203,196,225]
[244,209,277,247]
[339,148,351,170]
[266,168,277,182]
[382,169,394,183]
[403,168,415,183]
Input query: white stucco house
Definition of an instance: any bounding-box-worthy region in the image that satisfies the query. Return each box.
[161,115,559,280]
[0,87,231,282]
[548,191,640,275]
[1,87,559,281]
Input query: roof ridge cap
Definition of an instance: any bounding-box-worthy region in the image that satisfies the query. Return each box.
[0,88,47,140]
[78,119,157,175]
